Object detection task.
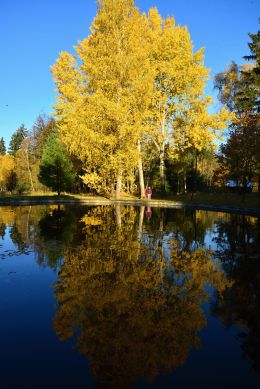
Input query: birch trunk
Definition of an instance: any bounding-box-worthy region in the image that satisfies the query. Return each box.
[25,141,35,192]
[160,111,166,194]
[160,146,165,193]
[137,140,145,198]
[116,174,122,200]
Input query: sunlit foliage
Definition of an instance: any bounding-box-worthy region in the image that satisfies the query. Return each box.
[52,0,230,197]
[0,154,15,191]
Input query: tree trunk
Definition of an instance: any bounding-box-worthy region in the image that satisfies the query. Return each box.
[184,173,187,193]
[160,146,165,194]
[116,174,122,200]
[137,140,145,198]
[191,151,198,200]
[25,145,34,192]
[194,150,198,193]
[160,111,166,194]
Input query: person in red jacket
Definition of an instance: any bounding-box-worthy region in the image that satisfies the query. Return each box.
[145,187,152,199]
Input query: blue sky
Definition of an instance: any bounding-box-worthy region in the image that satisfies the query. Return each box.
[0,0,259,147]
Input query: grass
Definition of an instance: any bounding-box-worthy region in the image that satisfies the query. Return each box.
[0,192,108,205]
[0,191,259,210]
[0,192,106,200]
[154,192,260,210]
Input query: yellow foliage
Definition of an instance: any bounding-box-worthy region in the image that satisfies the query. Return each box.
[146,8,231,160]
[52,0,155,195]
[52,0,231,194]
[0,154,15,190]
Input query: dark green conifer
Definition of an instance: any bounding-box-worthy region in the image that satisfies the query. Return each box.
[38,133,75,196]
[0,137,6,155]
[8,124,28,155]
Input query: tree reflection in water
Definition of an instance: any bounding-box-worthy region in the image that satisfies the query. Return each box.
[212,214,260,372]
[0,205,259,384]
[38,205,77,267]
[53,206,229,388]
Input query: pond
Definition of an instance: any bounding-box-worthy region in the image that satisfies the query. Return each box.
[0,204,259,388]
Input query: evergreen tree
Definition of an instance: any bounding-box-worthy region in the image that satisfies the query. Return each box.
[9,124,28,156]
[215,29,259,115]
[26,115,57,192]
[0,137,6,155]
[38,133,75,196]
[243,29,260,113]
[214,28,260,191]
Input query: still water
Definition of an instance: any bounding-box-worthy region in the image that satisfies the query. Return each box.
[0,204,259,388]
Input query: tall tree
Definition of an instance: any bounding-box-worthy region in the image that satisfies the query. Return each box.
[15,138,35,192]
[52,1,229,197]
[29,114,57,191]
[214,29,260,191]
[146,9,229,193]
[52,0,154,199]
[0,137,6,155]
[38,133,75,196]
[8,124,28,156]
[242,29,260,114]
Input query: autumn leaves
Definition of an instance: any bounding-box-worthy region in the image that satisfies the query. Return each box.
[52,0,230,198]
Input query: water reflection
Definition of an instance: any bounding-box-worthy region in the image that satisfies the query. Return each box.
[53,206,228,387]
[38,205,77,267]
[212,214,260,372]
[0,205,259,387]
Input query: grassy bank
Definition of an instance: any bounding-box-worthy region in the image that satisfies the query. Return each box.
[0,192,259,214]
[157,192,260,210]
[0,193,107,201]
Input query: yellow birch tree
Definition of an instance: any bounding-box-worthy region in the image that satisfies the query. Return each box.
[147,8,230,192]
[52,1,230,197]
[52,0,154,198]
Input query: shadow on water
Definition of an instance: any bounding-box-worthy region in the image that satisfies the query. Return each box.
[0,205,259,387]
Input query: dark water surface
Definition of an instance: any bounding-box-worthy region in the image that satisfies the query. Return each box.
[0,205,259,388]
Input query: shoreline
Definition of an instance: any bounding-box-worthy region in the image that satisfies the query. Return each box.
[0,197,259,217]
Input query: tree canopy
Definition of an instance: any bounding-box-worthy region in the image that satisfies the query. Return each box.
[52,0,229,198]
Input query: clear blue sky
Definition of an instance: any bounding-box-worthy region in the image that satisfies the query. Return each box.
[0,0,259,147]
